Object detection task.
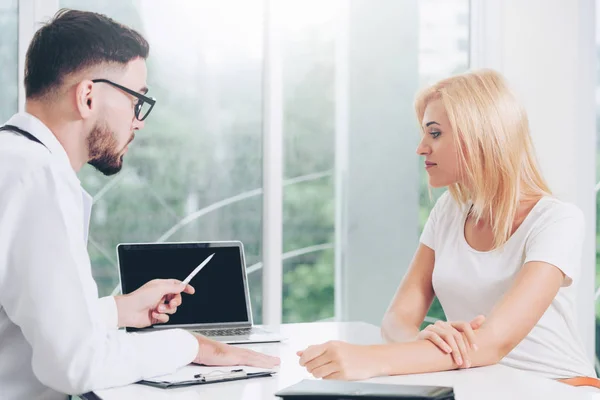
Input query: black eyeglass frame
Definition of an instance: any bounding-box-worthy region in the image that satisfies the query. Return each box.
[92,78,156,121]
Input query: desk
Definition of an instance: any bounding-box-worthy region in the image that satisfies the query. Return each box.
[86,322,597,399]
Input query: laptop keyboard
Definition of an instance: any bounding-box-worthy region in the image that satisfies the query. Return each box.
[193,327,267,337]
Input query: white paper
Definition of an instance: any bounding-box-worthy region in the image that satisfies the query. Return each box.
[145,364,277,384]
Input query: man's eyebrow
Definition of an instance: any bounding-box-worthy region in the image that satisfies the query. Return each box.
[139,86,149,95]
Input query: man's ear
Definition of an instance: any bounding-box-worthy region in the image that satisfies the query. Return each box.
[75,80,95,119]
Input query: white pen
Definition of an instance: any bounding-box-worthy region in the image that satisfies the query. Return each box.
[181,253,215,286]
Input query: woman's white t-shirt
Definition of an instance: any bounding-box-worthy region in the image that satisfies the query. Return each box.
[420,191,595,379]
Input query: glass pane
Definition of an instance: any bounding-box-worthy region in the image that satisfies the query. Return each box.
[0,0,18,123]
[418,0,470,323]
[281,0,336,323]
[60,1,265,321]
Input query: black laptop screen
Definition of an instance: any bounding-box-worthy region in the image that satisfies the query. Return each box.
[118,243,250,326]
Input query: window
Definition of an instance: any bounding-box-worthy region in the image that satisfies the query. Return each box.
[57,0,469,325]
[60,0,266,321]
[280,1,336,323]
[280,0,471,324]
[0,0,18,123]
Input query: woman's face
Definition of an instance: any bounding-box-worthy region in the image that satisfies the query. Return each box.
[416,99,462,188]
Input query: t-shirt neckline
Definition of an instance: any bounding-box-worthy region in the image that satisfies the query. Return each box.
[460,196,549,254]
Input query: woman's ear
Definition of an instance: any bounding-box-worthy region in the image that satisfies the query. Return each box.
[75,80,95,119]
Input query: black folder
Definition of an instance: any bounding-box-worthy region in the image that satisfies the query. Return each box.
[275,379,454,400]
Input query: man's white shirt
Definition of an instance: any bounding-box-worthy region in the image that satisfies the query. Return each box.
[0,113,198,400]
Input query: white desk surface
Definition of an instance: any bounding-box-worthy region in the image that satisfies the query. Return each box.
[88,322,599,400]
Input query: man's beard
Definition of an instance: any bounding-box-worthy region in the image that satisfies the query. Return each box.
[87,121,131,176]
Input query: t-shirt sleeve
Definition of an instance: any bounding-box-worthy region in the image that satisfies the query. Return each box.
[419,191,450,251]
[524,204,585,287]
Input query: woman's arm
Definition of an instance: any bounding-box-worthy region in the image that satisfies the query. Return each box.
[381,243,479,366]
[381,243,436,343]
[383,261,564,373]
[300,261,565,380]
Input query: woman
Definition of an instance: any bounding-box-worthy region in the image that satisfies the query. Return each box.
[298,69,596,384]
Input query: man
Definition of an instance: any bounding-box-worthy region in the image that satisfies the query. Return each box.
[0,9,279,400]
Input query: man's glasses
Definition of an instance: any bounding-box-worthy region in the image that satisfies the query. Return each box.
[92,79,156,121]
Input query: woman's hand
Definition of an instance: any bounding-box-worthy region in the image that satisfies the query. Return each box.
[298,341,384,381]
[416,315,485,368]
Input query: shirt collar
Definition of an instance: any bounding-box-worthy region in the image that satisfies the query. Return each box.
[4,112,75,174]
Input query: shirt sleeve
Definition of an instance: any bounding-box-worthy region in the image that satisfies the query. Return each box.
[98,296,119,330]
[419,191,450,251]
[524,203,585,287]
[0,165,198,395]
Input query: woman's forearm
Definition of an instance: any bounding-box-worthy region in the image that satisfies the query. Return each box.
[381,311,420,343]
[374,331,503,376]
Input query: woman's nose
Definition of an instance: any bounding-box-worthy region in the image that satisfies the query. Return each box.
[416,137,430,156]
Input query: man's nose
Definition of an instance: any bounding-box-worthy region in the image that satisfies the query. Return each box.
[132,118,145,131]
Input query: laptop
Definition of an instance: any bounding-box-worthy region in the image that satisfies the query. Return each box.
[117,241,283,344]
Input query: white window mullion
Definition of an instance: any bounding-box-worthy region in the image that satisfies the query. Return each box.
[468,0,503,71]
[261,0,283,326]
[334,0,349,321]
[18,0,59,112]
[18,0,33,112]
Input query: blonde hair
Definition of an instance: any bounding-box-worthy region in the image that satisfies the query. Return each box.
[415,69,551,249]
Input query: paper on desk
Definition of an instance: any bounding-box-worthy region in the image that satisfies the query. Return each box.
[145,364,277,384]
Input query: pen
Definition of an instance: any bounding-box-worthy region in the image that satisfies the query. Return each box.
[194,370,247,380]
[181,253,215,286]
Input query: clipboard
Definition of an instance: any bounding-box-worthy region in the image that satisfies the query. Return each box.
[138,365,276,389]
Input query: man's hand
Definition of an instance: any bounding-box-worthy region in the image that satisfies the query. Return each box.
[114,279,195,328]
[193,334,280,369]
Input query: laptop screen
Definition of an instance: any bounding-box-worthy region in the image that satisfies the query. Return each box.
[118,242,250,327]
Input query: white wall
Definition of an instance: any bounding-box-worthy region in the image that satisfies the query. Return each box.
[471,0,597,361]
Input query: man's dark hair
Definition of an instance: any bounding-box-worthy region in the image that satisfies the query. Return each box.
[25,8,149,99]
